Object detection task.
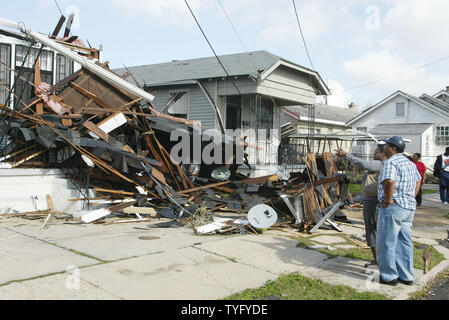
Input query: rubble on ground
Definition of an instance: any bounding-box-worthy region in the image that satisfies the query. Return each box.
[0,18,354,235]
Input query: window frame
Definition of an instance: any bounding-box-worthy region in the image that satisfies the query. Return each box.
[0,43,12,106]
[395,101,406,117]
[167,89,190,119]
[435,126,449,146]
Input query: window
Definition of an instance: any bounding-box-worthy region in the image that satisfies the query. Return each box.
[395,102,405,117]
[14,45,54,106]
[258,98,274,139]
[226,95,241,130]
[55,54,73,83]
[0,44,11,106]
[436,126,449,146]
[166,91,189,119]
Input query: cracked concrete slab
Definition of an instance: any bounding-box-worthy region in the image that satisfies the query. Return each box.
[298,256,424,299]
[311,235,347,244]
[3,219,228,261]
[75,246,277,300]
[195,233,329,275]
[0,228,99,285]
[0,273,120,300]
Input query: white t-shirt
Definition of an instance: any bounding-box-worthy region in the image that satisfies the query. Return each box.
[443,155,449,172]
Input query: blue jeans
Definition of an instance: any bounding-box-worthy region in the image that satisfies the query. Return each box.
[440,171,449,203]
[376,203,415,282]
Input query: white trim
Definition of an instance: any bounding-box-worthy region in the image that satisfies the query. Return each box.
[433,90,449,99]
[299,116,346,126]
[346,91,449,126]
[260,60,330,96]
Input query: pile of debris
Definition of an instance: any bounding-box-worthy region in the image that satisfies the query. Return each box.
[0,17,352,235]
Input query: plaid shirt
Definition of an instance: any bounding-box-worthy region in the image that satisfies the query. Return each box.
[378,153,422,210]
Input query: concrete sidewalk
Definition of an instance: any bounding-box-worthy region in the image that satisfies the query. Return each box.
[0,192,448,300]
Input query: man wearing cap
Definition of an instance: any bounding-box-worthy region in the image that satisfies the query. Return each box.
[377,136,422,286]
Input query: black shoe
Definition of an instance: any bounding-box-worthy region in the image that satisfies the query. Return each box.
[398,278,413,286]
[379,277,398,286]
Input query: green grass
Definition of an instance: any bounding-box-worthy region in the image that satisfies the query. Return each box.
[444,213,449,220]
[422,189,438,194]
[294,235,444,271]
[225,273,388,300]
[349,183,362,194]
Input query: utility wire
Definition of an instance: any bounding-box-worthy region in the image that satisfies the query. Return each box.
[184,0,241,95]
[216,0,247,52]
[292,0,315,71]
[54,0,64,16]
[345,54,449,92]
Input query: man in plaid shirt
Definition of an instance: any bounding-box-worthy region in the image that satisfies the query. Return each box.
[377,136,422,286]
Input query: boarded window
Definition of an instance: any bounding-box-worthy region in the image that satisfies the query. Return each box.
[0,44,11,106]
[436,126,449,146]
[395,102,405,116]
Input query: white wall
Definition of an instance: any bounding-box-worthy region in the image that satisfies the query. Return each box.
[350,93,449,164]
[351,94,449,130]
[0,169,87,213]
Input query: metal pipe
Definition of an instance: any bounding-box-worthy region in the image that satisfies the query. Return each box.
[0,17,155,104]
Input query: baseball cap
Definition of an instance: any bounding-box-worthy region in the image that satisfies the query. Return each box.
[382,136,406,152]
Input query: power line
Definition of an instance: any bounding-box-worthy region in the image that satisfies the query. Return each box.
[216,0,247,52]
[184,0,241,95]
[292,0,315,71]
[54,0,64,16]
[345,54,449,92]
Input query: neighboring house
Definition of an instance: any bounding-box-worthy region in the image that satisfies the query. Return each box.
[0,27,100,108]
[115,51,330,169]
[279,104,359,164]
[346,89,449,167]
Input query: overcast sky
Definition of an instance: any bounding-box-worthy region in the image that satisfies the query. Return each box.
[2,0,449,110]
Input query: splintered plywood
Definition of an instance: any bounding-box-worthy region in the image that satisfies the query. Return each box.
[57,70,136,113]
[322,152,340,197]
[303,186,319,224]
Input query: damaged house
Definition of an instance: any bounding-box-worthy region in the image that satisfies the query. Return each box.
[114,51,330,177]
[0,17,351,234]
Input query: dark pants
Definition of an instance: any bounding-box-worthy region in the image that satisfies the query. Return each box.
[439,171,449,203]
[415,186,422,206]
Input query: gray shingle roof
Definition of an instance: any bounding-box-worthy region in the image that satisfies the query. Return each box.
[370,123,432,135]
[113,50,329,94]
[420,94,449,114]
[114,51,281,86]
[283,104,359,123]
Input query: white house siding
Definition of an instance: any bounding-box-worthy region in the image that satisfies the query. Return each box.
[188,81,216,129]
[350,93,449,166]
[260,67,316,105]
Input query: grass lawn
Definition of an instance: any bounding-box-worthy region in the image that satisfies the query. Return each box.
[444,213,449,219]
[350,184,437,195]
[349,183,362,194]
[225,273,388,300]
[294,235,445,272]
